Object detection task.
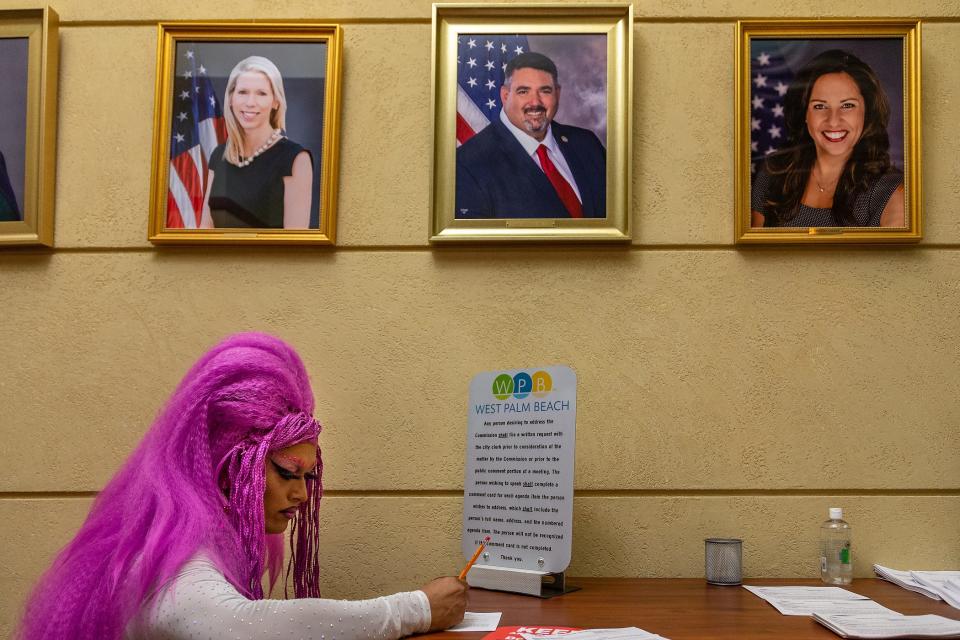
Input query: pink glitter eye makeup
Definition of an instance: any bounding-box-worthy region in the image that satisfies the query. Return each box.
[270,455,318,480]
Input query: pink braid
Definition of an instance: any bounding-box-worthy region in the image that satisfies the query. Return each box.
[219,411,323,598]
[288,432,323,598]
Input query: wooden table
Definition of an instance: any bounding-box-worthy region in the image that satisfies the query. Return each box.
[426,578,960,639]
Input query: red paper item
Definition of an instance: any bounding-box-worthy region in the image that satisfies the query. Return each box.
[481,626,583,640]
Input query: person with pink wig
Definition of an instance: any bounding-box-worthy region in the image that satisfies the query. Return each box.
[18,333,467,639]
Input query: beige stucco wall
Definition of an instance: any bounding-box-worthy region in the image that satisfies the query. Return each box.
[2,0,959,636]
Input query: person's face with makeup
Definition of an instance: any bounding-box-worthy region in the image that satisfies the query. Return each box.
[263,440,318,534]
[231,70,278,134]
[805,71,865,161]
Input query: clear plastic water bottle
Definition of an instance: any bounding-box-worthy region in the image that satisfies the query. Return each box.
[820,507,852,585]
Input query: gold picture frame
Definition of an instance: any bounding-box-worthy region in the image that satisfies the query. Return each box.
[430,3,632,243]
[148,22,343,245]
[0,7,58,247]
[735,19,921,244]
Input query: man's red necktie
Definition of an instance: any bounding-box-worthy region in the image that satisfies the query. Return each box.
[536,144,583,218]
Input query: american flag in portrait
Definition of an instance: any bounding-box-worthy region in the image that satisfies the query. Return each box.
[456,34,530,145]
[750,48,794,173]
[167,47,227,229]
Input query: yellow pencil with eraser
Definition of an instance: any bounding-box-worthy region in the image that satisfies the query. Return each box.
[459,536,490,580]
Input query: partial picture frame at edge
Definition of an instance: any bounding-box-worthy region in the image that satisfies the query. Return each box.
[0,6,59,248]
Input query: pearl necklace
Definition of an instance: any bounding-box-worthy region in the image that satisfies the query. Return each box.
[238,129,284,167]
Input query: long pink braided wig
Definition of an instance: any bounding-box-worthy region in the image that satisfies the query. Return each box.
[18,333,323,639]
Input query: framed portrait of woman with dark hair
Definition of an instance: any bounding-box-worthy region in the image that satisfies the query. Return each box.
[735,20,921,244]
[148,23,343,245]
[0,8,58,247]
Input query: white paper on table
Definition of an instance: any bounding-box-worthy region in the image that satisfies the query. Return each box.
[873,565,943,601]
[743,586,868,601]
[784,599,896,617]
[446,612,503,632]
[911,572,960,609]
[812,612,960,639]
[519,628,668,640]
[742,585,896,616]
[947,579,960,605]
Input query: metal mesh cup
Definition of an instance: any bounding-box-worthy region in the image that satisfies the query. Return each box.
[705,538,743,585]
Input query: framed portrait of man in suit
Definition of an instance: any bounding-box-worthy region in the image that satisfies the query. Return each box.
[0,8,58,247]
[430,4,632,242]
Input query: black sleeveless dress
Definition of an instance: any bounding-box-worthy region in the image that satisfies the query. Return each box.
[208,138,311,228]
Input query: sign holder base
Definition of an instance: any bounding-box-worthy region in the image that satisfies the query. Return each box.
[466,565,579,598]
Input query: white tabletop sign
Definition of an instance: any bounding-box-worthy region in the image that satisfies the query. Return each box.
[462,366,576,573]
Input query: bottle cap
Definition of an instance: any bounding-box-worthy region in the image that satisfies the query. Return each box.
[829,507,843,520]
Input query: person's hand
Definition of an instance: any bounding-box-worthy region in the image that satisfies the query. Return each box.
[421,576,468,632]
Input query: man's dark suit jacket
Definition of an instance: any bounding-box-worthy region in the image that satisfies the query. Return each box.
[455,119,606,219]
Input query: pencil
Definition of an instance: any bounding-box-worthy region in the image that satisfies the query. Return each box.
[459,535,490,580]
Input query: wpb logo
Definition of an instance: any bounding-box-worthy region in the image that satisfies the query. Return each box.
[491,370,553,400]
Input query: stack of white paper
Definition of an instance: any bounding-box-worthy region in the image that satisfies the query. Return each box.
[873,565,943,601]
[910,572,960,610]
[812,612,960,639]
[518,628,668,640]
[743,585,896,616]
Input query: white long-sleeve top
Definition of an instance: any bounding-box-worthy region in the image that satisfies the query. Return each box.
[126,556,432,640]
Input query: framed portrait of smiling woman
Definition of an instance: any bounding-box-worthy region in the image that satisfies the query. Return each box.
[430,4,632,243]
[735,20,921,244]
[148,23,342,245]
